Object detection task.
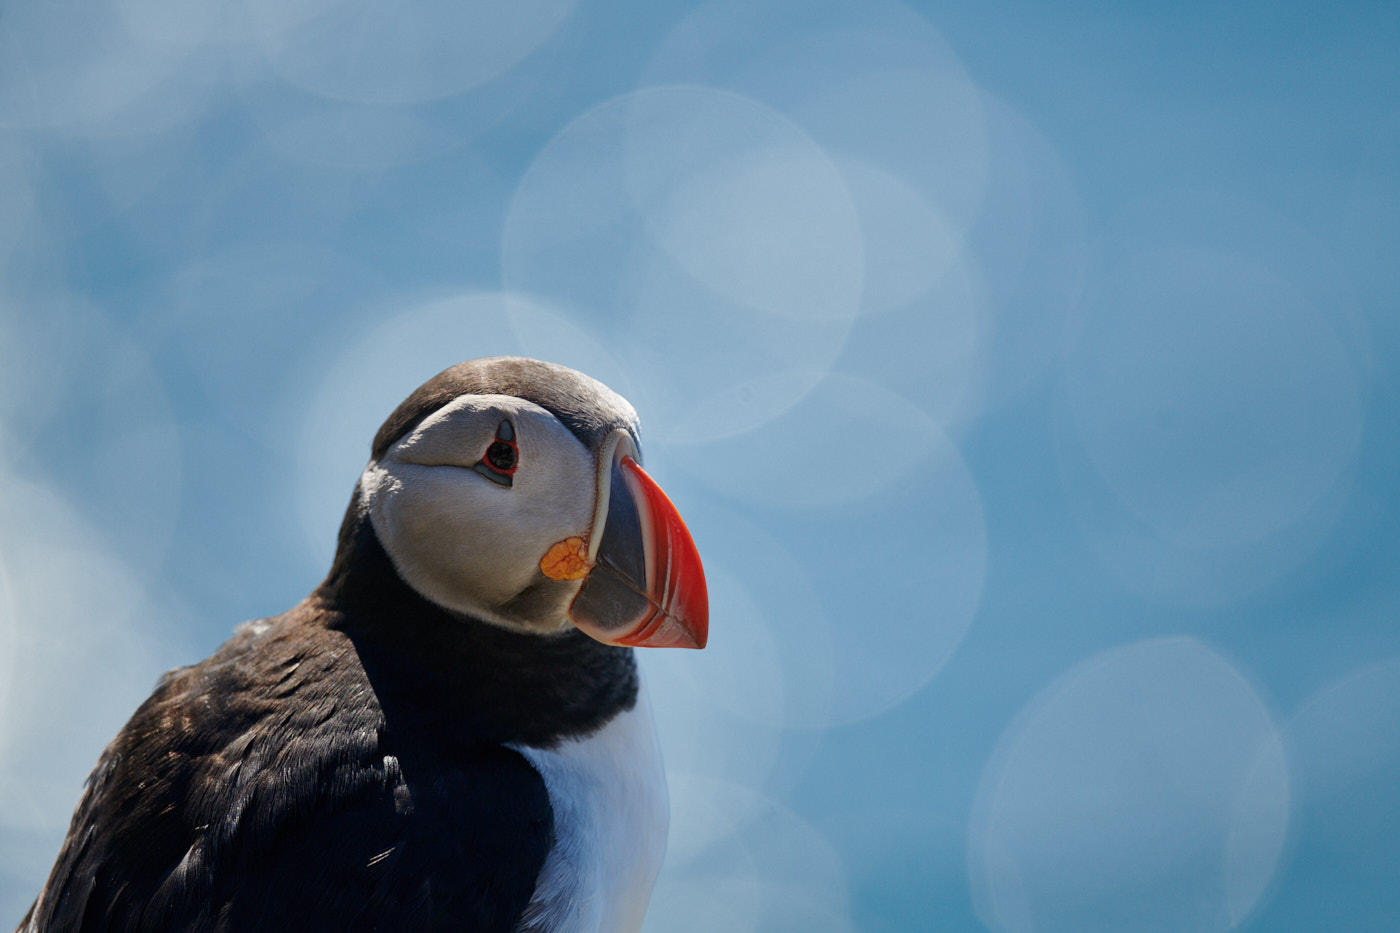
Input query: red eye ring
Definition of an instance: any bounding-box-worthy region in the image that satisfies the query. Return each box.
[476,419,518,485]
[483,439,517,475]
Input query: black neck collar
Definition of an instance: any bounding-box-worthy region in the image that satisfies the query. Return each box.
[306,495,639,749]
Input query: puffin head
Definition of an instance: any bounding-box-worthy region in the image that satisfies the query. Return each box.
[352,357,707,650]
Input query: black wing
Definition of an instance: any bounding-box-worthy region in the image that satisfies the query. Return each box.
[18,618,553,933]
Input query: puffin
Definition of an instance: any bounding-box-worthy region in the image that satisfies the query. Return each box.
[17,357,708,933]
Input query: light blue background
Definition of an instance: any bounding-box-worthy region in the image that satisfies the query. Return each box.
[2,1,1397,930]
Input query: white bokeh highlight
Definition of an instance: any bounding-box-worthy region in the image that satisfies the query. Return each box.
[1279,656,1400,917]
[645,775,854,933]
[1057,205,1368,606]
[1065,248,1363,551]
[643,0,989,238]
[0,0,202,129]
[621,89,863,324]
[641,0,1096,428]
[969,638,1290,932]
[835,158,964,317]
[249,0,576,104]
[113,0,227,47]
[503,86,863,442]
[660,384,986,726]
[668,373,947,507]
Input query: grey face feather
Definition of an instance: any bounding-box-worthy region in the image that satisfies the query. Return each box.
[359,359,642,636]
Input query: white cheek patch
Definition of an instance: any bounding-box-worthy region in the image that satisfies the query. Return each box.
[374,462,537,607]
[363,396,599,628]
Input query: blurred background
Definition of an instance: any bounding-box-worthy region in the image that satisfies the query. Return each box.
[1,0,1397,929]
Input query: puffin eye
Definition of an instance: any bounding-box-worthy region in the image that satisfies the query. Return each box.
[485,441,516,472]
[473,420,518,487]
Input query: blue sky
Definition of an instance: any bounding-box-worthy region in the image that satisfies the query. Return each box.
[1,1,1398,929]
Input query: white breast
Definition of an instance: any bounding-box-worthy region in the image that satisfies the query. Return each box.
[509,679,668,933]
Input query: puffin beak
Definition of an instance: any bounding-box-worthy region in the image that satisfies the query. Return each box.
[566,452,709,649]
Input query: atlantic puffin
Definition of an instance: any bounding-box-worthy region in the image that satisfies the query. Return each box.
[18,357,707,933]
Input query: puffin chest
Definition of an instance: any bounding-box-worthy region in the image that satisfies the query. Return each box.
[509,686,668,933]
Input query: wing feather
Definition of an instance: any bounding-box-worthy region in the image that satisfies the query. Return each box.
[18,617,552,933]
